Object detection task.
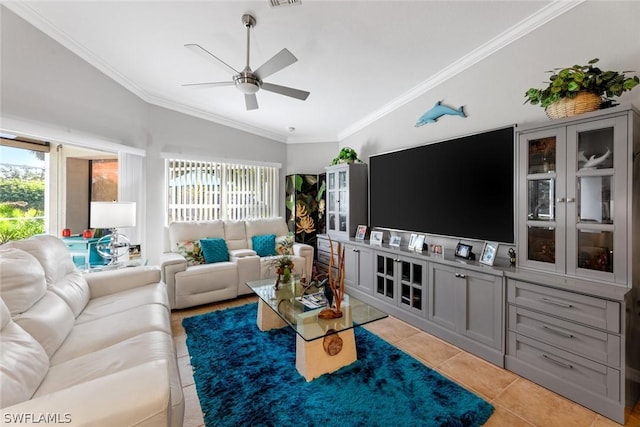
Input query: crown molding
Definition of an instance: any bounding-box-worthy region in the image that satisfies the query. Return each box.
[337,0,584,141]
[142,92,288,143]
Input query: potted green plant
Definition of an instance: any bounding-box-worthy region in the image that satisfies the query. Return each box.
[524,58,639,119]
[331,147,361,165]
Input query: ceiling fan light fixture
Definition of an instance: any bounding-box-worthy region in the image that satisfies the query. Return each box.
[234,74,260,94]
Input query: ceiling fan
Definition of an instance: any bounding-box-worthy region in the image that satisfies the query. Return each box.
[183,13,310,111]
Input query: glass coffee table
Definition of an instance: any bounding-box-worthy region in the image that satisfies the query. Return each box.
[247,278,387,381]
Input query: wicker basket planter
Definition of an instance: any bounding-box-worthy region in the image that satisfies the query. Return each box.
[545,91,601,120]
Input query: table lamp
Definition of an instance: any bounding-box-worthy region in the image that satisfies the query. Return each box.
[90,201,136,265]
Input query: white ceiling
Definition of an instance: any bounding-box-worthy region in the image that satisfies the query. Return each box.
[5,1,581,143]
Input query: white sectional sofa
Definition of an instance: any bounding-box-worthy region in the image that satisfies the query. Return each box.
[0,235,184,426]
[161,217,314,309]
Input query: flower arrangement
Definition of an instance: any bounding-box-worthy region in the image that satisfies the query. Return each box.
[272,256,294,289]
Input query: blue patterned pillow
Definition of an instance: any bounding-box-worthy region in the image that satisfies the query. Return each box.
[252,234,276,257]
[200,238,229,263]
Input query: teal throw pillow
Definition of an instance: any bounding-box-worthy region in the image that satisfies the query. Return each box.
[200,238,229,263]
[252,234,277,257]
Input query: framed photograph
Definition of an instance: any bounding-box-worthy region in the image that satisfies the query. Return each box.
[370,231,383,246]
[128,244,141,260]
[454,243,474,260]
[480,241,499,266]
[355,225,368,240]
[408,233,418,250]
[414,235,425,252]
[389,235,401,248]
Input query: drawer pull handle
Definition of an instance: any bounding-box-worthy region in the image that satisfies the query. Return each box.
[541,297,573,308]
[455,273,467,278]
[542,325,574,338]
[542,354,573,369]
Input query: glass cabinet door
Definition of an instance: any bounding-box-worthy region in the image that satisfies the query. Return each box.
[566,116,625,281]
[375,255,395,301]
[399,260,425,313]
[337,170,348,232]
[326,171,337,232]
[519,130,566,273]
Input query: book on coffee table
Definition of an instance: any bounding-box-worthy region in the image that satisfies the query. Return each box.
[296,292,327,309]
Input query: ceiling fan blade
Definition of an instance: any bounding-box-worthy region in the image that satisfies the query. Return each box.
[185,43,239,75]
[253,48,297,80]
[182,81,234,88]
[245,94,259,110]
[261,82,310,101]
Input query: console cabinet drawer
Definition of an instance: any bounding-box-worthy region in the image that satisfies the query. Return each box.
[508,306,620,367]
[507,332,620,401]
[507,280,619,333]
[318,251,332,266]
[317,238,339,256]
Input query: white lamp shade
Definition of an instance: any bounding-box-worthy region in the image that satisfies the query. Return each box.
[90,202,136,228]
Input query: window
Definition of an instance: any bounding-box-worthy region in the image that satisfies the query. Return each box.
[0,138,48,243]
[166,158,279,223]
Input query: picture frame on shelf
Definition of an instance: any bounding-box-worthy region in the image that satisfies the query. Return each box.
[370,231,383,246]
[479,241,499,266]
[414,235,426,252]
[408,233,418,250]
[389,235,401,248]
[355,225,368,240]
[454,243,474,260]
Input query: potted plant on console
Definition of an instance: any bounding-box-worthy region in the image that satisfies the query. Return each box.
[524,58,639,119]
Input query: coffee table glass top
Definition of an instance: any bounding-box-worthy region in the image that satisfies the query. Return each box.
[247,278,387,342]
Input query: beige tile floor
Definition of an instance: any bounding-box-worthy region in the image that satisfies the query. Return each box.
[171,297,640,427]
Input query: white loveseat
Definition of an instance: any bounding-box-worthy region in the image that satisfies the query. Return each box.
[161,217,314,309]
[0,235,184,426]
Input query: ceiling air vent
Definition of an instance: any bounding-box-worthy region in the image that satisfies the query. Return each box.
[269,0,301,7]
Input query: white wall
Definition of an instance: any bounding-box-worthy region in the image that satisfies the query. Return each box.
[0,6,148,148]
[285,142,338,176]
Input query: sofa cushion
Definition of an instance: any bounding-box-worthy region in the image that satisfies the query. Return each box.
[75,283,169,324]
[200,238,229,263]
[0,299,49,408]
[0,248,46,316]
[223,220,248,251]
[13,291,75,359]
[4,236,90,317]
[252,234,276,257]
[175,240,204,266]
[245,217,289,240]
[50,304,171,365]
[169,220,224,249]
[275,234,294,255]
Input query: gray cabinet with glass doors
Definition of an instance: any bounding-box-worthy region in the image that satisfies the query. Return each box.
[517,106,637,285]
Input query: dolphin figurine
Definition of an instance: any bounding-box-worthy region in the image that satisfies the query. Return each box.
[415,101,466,127]
[580,148,611,168]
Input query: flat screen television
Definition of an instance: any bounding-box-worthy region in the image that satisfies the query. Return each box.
[369,126,515,244]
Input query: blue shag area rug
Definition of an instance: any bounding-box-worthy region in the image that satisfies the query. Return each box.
[182,303,493,427]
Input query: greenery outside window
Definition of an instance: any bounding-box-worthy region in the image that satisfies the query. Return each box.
[166,158,279,223]
[0,138,48,243]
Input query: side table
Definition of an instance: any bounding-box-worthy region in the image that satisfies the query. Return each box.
[61,236,107,270]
